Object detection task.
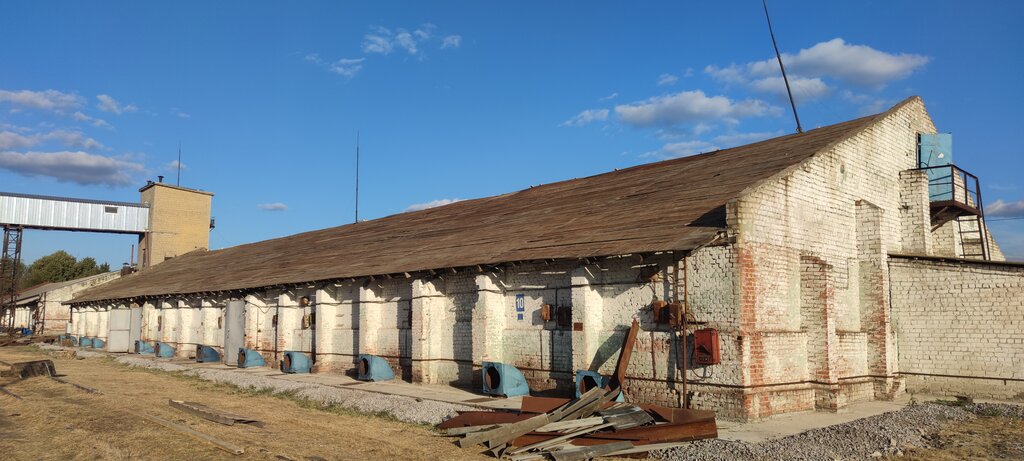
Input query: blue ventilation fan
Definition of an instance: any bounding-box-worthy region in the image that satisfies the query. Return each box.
[196,345,221,363]
[574,370,625,401]
[155,342,175,358]
[135,340,155,354]
[237,348,266,368]
[481,362,531,397]
[280,351,312,373]
[356,354,395,381]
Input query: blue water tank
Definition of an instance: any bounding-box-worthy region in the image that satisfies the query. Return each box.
[481,362,531,397]
[155,342,175,358]
[92,338,106,349]
[356,354,395,381]
[281,351,312,374]
[79,337,93,348]
[238,348,266,368]
[135,340,155,354]
[196,345,221,363]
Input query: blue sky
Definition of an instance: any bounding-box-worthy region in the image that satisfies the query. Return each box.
[1,1,1023,265]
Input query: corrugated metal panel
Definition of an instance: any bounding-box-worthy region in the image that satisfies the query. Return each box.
[0,193,149,233]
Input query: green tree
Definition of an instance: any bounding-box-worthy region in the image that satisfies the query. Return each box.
[20,251,111,288]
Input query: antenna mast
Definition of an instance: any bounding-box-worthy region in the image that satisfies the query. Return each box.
[354,131,360,223]
[762,0,802,133]
[177,141,182,186]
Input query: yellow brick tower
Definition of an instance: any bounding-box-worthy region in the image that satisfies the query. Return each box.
[137,181,214,268]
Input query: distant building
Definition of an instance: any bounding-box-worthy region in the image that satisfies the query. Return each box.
[14,271,120,335]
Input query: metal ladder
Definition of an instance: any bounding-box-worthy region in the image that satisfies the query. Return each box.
[956,215,989,260]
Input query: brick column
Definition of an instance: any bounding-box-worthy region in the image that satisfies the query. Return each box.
[898,170,933,255]
[800,255,839,410]
[276,292,300,358]
[475,274,505,364]
[571,264,603,373]
[358,284,383,356]
[313,287,336,373]
[411,278,444,383]
[857,201,901,398]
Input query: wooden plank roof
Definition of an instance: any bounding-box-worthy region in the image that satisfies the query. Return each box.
[72,98,915,304]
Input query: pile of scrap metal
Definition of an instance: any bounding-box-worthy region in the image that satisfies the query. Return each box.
[441,387,717,460]
[439,319,717,459]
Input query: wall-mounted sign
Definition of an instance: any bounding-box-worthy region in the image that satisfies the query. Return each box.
[515,294,525,321]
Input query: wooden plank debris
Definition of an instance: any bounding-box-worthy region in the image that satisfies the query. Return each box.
[0,384,22,400]
[131,411,245,455]
[2,360,56,379]
[169,400,265,427]
[50,376,100,394]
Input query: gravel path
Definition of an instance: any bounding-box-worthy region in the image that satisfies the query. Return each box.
[111,354,477,425]
[656,402,1024,461]
[38,345,475,425]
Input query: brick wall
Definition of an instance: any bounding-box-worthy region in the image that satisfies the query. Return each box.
[729,97,935,419]
[890,256,1024,400]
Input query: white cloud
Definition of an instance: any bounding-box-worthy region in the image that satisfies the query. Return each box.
[404,198,462,212]
[748,76,831,100]
[170,108,191,119]
[362,24,456,56]
[330,58,365,78]
[615,90,778,127]
[441,35,462,49]
[660,140,719,157]
[0,131,36,149]
[43,130,105,150]
[0,150,144,186]
[96,94,138,114]
[257,202,288,212]
[166,159,186,171]
[0,89,83,112]
[599,92,618,101]
[561,109,609,127]
[710,38,929,90]
[0,129,104,150]
[72,111,112,128]
[657,73,678,86]
[642,130,786,160]
[710,130,784,147]
[988,200,1024,218]
[362,32,394,55]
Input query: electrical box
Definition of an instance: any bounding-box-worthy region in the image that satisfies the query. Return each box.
[654,301,684,327]
[541,304,572,328]
[693,329,720,366]
[541,304,553,322]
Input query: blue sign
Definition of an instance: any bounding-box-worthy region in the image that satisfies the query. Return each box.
[515,294,525,321]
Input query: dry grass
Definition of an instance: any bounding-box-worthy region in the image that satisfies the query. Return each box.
[0,346,487,461]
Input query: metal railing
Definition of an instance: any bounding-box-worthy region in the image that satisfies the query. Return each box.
[916,164,984,212]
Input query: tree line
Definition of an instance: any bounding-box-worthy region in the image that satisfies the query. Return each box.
[1,251,112,295]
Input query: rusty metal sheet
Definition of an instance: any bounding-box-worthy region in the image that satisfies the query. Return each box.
[437,411,529,429]
[608,319,639,390]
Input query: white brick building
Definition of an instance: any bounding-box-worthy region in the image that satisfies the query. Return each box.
[68,97,1023,421]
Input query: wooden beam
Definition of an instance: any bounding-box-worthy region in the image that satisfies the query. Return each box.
[131,411,244,455]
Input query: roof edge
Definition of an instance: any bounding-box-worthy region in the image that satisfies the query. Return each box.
[733,95,922,200]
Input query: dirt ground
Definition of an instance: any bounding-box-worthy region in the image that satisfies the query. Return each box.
[893,414,1024,461]
[0,346,488,461]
